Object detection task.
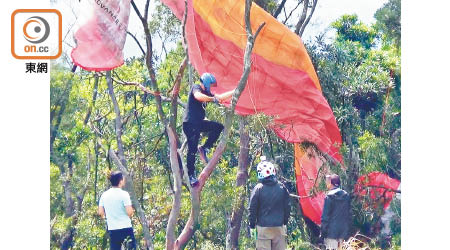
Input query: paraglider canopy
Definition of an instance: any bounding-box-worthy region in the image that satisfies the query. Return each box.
[354,172,401,210]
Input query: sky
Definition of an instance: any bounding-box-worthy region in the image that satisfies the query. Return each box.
[54,0,389,62]
[301,0,388,42]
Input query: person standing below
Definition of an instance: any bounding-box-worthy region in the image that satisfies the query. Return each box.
[182,72,234,186]
[98,171,136,250]
[249,156,291,250]
[320,174,351,250]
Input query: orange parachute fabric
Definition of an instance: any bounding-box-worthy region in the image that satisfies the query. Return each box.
[71,0,131,71]
[161,0,343,163]
[294,143,326,225]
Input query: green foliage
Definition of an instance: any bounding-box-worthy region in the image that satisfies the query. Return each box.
[149,1,181,43]
[332,14,378,49]
[374,0,401,48]
[358,131,388,174]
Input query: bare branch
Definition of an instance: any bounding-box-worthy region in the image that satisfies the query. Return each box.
[364,185,401,194]
[299,0,318,36]
[144,0,150,21]
[283,1,302,25]
[98,72,187,109]
[127,31,146,56]
[226,116,251,249]
[295,0,309,35]
[165,126,183,250]
[169,57,188,129]
[272,0,287,18]
[131,0,144,21]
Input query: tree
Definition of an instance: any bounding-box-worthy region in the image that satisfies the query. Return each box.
[374,0,401,48]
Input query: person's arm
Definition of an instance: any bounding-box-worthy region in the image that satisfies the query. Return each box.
[215,89,235,102]
[98,206,105,219]
[125,205,134,218]
[193,88,235,103]
[193,91,216,102]
[248,185,259,229]
[320,196,331,239]
[124,192,134,218]
[283,187,291,225]
[98,195,105,218]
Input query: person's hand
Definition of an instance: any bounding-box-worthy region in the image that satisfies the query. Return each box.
[319,233,324,243]
[250,228,257,241]
[212,95,220,104]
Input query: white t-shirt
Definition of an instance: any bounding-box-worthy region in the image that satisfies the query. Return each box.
[99,187,132,230]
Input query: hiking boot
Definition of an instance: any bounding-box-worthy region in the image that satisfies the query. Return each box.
[189,174,199,187]
[198,146,209,164]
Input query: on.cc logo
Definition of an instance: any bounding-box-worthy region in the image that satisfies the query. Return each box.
[11,9,62,60]
[23,16,50,44]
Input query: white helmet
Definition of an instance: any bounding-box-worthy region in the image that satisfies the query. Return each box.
[257,156,276,180]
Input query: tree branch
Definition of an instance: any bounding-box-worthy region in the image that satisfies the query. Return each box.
[226,116,251,249]
[127,31,146,56]
[98,72,186,109]
[299,0,318,36]
[295,0,309,35]
[165,126,183,250]
[272,0,287,18]
[283,1,302,25]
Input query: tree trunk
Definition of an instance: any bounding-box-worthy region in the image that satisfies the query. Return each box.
[106,71,154,250]
[165,126,183,250]
[50,74,74,154]
[59,153,91,250]
[226,117,251,250]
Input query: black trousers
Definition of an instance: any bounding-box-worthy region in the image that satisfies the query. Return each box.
[183,120,224,176]
[108,227,136,250]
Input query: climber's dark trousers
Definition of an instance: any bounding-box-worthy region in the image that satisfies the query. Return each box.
[183,120,224,176]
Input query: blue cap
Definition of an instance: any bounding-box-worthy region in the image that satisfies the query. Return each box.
[200,73,217,93]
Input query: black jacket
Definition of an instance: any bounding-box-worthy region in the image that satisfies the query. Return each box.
[248,176,290,228]
[321,187,351,240]
[183,84,213,124]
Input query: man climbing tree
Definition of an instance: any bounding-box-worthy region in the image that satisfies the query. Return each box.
[249,156,291,250]
[182,72,234,186]
[98,171,136,250]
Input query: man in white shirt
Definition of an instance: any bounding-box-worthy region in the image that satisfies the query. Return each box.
[98,171,136,250]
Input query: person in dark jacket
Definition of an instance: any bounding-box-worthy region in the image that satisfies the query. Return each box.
[182,72,234,187]
[249,156,291,250]
[320,174,351,250]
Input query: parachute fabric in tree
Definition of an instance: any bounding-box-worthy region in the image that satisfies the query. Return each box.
[161,0,344,225]
[294,143,326,225]
[71,0,131,71]
[354,172,401,210]
[161,0,343,162]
